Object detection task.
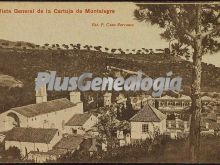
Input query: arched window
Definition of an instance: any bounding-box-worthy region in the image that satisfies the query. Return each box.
[7,112,20,127]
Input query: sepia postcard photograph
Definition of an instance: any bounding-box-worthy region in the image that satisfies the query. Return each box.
[0,1,220,163]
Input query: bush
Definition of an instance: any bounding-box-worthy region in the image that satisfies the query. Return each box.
[4,146,22,160]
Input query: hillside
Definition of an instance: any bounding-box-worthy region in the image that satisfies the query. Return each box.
[0,41,220,112]
[0,74,23,88]
[0,39,51,50]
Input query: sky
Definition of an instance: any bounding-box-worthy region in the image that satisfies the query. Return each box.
[0,2,219,67]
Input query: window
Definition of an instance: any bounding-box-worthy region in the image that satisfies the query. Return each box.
[72,128,77,134]
[142,124,149,133]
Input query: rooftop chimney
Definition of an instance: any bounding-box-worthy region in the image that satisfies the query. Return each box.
[206,123,209,129]
[35,78,47,104]
[103,92,112,106]
[70,91,81,104]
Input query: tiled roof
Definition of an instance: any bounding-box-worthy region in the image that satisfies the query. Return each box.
[65,113,92,126]
[54,134,84,151]
[80,138,98,152]
[0,130,9,135]
[5,127,58,143]
[10,98,76,117]
[130,104,166,122]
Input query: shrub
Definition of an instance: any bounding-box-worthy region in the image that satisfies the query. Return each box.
[4,146,22,160]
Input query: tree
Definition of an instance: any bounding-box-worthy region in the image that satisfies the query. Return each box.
[27,43,35,49]
[76,43,81,50]
[89,45,93,50]
[70,43,74,49]
[44,43,49,47]
[164,48,170,54]
[62,44,69,50]
[84,45,90,50]
[2,42,9,46]
[137,49,142,54]
[94,46,102,51]
[149,49,154,54]
[66,45,69,50]
[52,44,56,48]
[134,4,220,162]
[105,47,109,52]
[4,146,22,160]
[97,106,119,152]
[97,106,129,154]
[15,42,22,47]
[111,49,116,54]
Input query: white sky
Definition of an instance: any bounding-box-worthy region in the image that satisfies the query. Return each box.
[0,2,219,67]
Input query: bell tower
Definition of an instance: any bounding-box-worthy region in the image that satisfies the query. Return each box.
[70,91,81,104]
[103,92,112,106]
[35,78,47,104]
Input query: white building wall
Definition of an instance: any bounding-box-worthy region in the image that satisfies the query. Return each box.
[26,102,83,131]
[48,131,62,148]
[64,125,84,135]
[5,131,61,157]
[160,119,167,133]
[0,110,28,132]
[64,115,98,135]
[82,115,98,131]
[130,121,165,140]
[5,141,49,157]
[0,101,83,132]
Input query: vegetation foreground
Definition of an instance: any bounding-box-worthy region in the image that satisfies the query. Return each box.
[1,136,219,163]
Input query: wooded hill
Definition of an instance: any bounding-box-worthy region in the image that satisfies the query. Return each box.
[0,40,219,112]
